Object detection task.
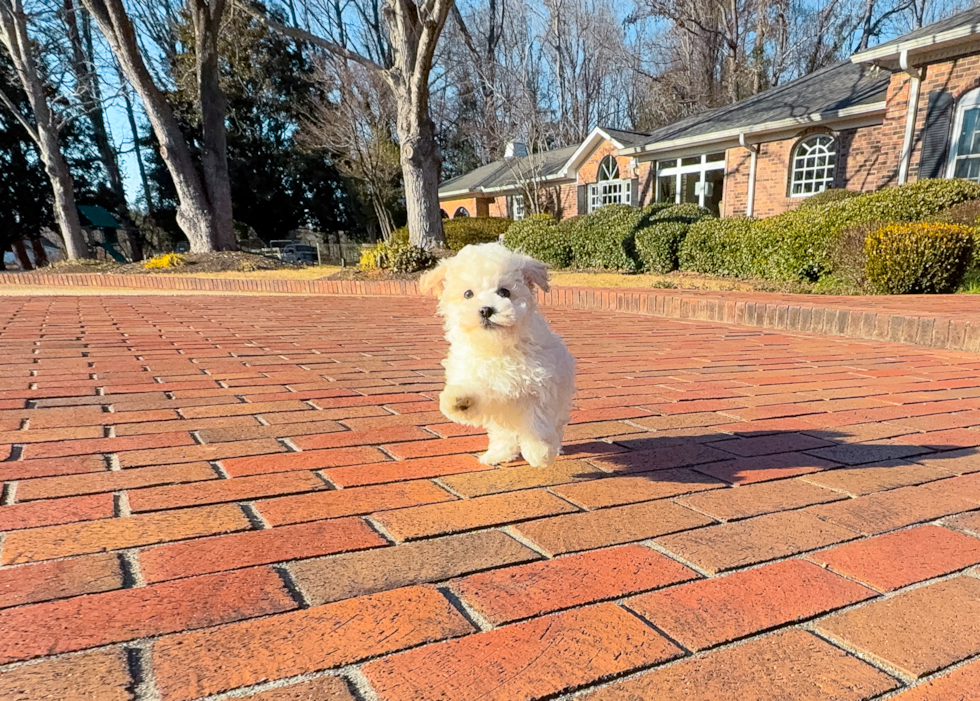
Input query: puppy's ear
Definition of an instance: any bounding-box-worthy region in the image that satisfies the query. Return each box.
[419,260,449,297]
[522,257,550,292]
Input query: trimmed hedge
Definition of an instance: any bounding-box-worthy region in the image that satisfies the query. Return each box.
[443,217,511,250]
[503,214,573,268]
[686,178,980,281]
[679,217,757,276]
[795,188,860,210]
[566,204,645,271]
[391,217,510,251]
[635,203,713,273]
[865,222,974,294]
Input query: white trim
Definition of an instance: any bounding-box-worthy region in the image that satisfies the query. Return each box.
[898,51,923,185]
[620,102,886,157]
[851,21,980,64]
[740,133,760,217]
[946,86,980,180]
[655,153,726,209]
[556,127,629,179]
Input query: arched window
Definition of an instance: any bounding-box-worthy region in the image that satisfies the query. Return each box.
[588,156,630,211]
[948,87,980,181]
[789,134,837,196]
[453,207,470,218]
[597,155,620,181]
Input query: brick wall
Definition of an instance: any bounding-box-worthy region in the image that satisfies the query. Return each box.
[908,55,980,180]
[723,123,886,217]
[440,197,493,219]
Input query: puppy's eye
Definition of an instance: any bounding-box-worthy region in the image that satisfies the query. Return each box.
[463,290,474,299]
[497,288,511,298]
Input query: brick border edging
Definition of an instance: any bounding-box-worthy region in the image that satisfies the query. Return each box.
[1,272,977,353]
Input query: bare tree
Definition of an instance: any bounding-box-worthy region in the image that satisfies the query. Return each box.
[0,0,87,259]
[80,0,235,252]
[242,0,453,248]
[299,61,401,240]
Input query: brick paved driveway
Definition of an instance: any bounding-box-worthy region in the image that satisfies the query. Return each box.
[2,294,980,700]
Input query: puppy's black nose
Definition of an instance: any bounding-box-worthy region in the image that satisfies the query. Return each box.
[479,306,495,319]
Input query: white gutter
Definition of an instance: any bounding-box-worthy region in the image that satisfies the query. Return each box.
[620,102,887,157]
[851,22,980,64]
[898,49,922,185]
[739,133,761,217]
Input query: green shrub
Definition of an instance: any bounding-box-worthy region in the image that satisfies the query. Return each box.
[926,199,980,227]
[795,189,860,210]
[828,221,889,291]
[864,222,974,294]
[746,178,980,281]
[503,214,573,268]
[679,217,757,276]
[390,244,438,273]
[390,217,509,251]
[634,203,713,273]
[442,217,511,250]
[566,204,645,271]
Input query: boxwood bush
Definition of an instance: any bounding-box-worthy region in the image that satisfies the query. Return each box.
[679,216,757,276]
[391,217,510,251]
[718,178,980,281]
[635,203,713,273]
[795,188,860,210]
[566,204,645,271]
[503,214,573,268]
[865,222,974,294]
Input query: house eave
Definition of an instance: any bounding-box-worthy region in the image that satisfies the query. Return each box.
[851,24,980,67]
[621,102,887,159]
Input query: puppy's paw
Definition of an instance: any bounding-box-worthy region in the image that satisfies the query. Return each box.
[440,387,477,421]
[521,440,559,469]
[479,446,520,466]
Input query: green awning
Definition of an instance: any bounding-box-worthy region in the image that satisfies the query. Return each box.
[78,205,121,229]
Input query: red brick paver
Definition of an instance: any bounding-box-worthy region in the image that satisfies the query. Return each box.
[3,293,980,698]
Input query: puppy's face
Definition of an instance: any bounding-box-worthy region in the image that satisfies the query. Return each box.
[420,243,549,336]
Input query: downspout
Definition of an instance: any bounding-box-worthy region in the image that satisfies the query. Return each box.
[898,49,922,185]
[740,133,760,217]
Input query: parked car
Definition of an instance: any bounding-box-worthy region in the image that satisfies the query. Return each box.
[280,243,317,265]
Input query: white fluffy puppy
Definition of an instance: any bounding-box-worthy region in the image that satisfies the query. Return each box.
[420,242,575,468]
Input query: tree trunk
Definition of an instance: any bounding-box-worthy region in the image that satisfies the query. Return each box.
[13,238,32,269]
[397,104,444,248]
[30,236,49,267]
[191,0,235,250]
[0,0,88,259]
[82,0,226,253]
[118,69,155,212]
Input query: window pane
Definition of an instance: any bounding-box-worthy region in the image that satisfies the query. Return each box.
[707,152,725,163]
[681,173,700,204]
[704,168,724,216]
[657,175,677,203]
[681,156,700,166]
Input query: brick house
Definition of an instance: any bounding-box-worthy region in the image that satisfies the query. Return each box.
[439,8,980,221]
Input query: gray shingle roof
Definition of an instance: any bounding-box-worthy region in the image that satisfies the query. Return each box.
[439,144,580,195]
[632,60,890,150]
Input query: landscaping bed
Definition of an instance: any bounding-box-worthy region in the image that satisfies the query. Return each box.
[43,251,297,275]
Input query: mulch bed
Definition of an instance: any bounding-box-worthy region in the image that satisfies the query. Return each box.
[40,252,296,275]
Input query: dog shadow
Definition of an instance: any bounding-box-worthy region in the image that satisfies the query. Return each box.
[560,427,979,485]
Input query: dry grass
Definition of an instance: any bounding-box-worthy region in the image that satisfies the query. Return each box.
[549,271,763,291]
[174,266,343,280]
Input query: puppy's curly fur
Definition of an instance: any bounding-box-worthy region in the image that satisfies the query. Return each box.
[420,243,575,468]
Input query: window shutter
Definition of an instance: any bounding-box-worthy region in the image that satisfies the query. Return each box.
[630,178,639,206]
[919,90,955,179]
[505,196,513,219]
[577,185,588,215]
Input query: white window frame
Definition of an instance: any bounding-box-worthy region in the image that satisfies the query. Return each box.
[587,156,630,212]
[655,153,725,208]
[512,194,526,221]
[789,134,837,197]
[946,87,980,182]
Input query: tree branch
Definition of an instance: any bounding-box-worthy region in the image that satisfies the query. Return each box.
[234,0,386,73]
[0,84,39,143]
